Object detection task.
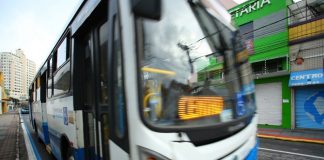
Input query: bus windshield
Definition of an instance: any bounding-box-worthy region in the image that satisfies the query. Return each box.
[138,0,256,130]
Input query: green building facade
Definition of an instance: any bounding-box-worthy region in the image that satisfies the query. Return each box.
[229,0,293,129]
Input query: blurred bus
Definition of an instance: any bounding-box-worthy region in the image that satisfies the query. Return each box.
[29,0,258,159]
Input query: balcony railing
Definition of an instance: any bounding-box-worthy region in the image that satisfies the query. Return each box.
[288,0,324,26]
[288,17,324,44]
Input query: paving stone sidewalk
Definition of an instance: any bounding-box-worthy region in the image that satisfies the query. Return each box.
[0,112,28,160]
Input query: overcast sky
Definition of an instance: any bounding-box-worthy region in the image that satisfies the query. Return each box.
[0,0,82,70]
[0,0,246,70]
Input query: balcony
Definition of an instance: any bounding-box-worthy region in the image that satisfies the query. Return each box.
[288,0,324,44]
[288,0,323,25]
[289,17,324,44]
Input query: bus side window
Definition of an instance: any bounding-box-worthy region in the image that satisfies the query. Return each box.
[32,83,36,102]
[40,72,47,103]
[53,36,71,96]
[57,38,69,68]
[36,77,40,101]
[29,88,34,102]
[34,81,36,102]
[47,57,53,98]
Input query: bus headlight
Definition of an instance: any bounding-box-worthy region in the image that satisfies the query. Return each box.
[138,146,170,160]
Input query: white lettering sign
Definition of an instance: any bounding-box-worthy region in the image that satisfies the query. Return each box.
[235,0,271,18]
[291,73,323,80]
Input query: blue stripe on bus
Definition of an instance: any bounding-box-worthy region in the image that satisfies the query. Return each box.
[21,114,42,160]
[42,122,50,144]
[245,139,258,160]
[73,148,85,160]
[37,124,49,145]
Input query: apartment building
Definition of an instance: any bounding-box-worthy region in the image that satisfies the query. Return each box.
[0,49,36,100]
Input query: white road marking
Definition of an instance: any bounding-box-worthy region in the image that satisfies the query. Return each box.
[259,147,324,159]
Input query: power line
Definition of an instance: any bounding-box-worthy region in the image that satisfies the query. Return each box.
[189,4,323,47]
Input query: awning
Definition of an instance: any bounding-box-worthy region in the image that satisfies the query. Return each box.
[289,69,324,87]
[198,63,223,73]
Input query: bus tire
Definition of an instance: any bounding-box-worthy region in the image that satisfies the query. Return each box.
[61,136,74,160]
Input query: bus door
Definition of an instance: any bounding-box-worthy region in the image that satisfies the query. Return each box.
[105,0,130,158]
[40,70,49,144]
[77,30,100,159]
[74,11,109,159]
[80,1,130,159]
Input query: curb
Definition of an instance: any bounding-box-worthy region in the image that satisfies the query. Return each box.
[20,113,42,160]
[257,133,324,144]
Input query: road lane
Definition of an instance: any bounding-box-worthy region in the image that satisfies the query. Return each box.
[259,138,324,160]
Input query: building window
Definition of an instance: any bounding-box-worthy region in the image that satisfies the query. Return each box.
[252,57,286,75]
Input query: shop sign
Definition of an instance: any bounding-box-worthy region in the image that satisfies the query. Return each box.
[289,69,324,86]
[234,0,271,18]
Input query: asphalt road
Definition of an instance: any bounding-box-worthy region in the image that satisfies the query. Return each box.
[259,138,324,160]
[21,113,55,160]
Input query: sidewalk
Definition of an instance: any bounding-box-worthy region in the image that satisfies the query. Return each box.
[0,111,28,160]
[258,127,324,144]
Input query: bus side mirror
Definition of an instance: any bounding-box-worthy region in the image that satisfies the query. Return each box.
[132,0,161,20]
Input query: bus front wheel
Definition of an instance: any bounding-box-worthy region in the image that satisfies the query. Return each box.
[61,136,74,160]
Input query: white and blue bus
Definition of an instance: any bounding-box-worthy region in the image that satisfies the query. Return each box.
[29,0,258,159]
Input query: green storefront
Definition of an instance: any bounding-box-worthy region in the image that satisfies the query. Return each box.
[229,0,293,129]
